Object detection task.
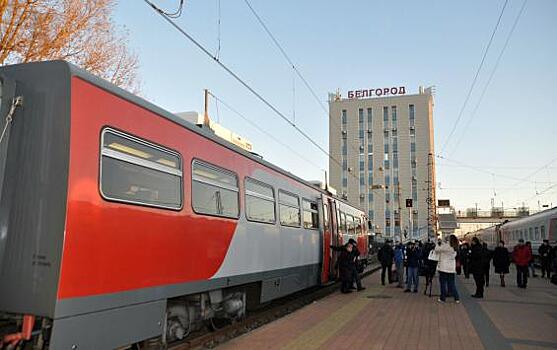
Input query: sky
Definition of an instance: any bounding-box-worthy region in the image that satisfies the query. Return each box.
[113,0,556,212]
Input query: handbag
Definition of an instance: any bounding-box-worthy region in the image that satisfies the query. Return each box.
[428,249,439,262]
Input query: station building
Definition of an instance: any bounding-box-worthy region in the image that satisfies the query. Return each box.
[328,86,436,242]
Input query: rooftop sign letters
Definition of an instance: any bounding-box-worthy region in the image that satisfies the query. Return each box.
[348,86,406,99]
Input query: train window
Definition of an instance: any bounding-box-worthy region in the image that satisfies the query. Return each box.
[528,227,533,241]
[302,199,319,229]
[100,129,182,209]
[340,212,346,234]
[347,215,355,234]
[534,227,540,240]
[355,217,362,235]
[279,190,300,227]
[192,160,239,218]
[541,225,546,239]
[245,178,275,224]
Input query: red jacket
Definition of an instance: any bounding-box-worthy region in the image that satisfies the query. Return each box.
[512,245,532,266]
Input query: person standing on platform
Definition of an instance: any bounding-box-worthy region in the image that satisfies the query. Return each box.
[482,242,493,287]
[470,237,485,298]
[460,243,471,279]
[435,235,460,303]
[493,240,510,287]
[337,243,354,293]
[378,241,394,285]
[526,241,537,277]
[539,240,552,279]
[513,239,532,288]
[394,241,405,289]
[347,238,365,291]
[405,241,421,293]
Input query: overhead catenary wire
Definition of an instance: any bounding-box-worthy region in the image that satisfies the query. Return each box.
[143,0,361,183]
[440,0,509,155]
[448,0,528,157]
[208,91,325,173]
[242,0,364,181]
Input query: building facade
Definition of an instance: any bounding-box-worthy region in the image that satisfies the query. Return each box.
[328,87,436,242]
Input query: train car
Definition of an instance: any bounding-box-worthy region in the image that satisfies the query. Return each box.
[462,207,557,253]
[0,61,369,349]
[500,207,557,253]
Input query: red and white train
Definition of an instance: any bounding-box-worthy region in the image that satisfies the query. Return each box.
[0,61,369,349]
[464,207,557,252]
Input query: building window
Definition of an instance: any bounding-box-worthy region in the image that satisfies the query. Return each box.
[368,172,373,185]
[192,160,239,218]
[367,108,373,126]
[358,108,364,123]
[368,154,373,171]
[100,128,183,210]
[341,109,347,126]
[411,142,416,152]
[409,104,415,126]
[391,106,397,125]
[279,190,300,227]
[342,159,347,171]
[384,158,390,170]
[393,152,399,168]
[368,193,374,202]
[384,143,389,153]
[245,178,276,224]
[368,210,374,219]
[385,175,390,187]
[368,143,373,154]
[302,199,319,229]
[383,106,389,124]
[385,192,390,203]
[360,171,365,185]
[342,177,348,188]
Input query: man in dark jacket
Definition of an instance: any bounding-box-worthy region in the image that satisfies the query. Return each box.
[378,241,394,285]
[404,241,421,293]
[539,240,552,279]
[460,243,471,278]
[348,239,365,291]
[470,237,485,298]
[493,240,510,287]
[482,243,493,287]
[337,243,354,293]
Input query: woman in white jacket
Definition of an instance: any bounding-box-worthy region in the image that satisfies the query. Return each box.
[434,235,460,303]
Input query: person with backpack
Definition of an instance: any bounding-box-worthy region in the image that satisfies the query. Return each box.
[393,241,405,289]
[378,241,394,285]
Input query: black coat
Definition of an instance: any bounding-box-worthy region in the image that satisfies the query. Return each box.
[492,246,510,274]
[378,245,394,265]
[337,250,353,281]
[469,244,485,275]
[539,244,551,261]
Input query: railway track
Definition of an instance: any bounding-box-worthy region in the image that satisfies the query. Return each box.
[169,264,380,350]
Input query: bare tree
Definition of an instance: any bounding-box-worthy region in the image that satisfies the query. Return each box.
[0,0,140,92]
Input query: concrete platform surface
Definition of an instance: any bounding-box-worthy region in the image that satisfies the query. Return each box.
[217,268,557,350]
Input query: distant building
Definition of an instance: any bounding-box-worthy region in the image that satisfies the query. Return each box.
[328,87,436,242]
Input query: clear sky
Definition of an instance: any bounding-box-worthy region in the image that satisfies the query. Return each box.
[113,0,556,212]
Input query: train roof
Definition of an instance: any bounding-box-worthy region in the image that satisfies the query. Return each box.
[3,60,364,215]
[500,206,557,229]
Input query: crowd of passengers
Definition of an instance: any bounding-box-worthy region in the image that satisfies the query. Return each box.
[334,236,557,302]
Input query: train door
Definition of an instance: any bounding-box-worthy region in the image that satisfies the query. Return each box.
[328,198,341,280]
[319,195,331,284]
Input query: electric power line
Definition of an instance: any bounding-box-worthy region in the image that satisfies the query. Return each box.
[440,0,509,154]
[448,0,528,156]
[208,91,325,172]
[143,0,357,182]
[435,154,553,184]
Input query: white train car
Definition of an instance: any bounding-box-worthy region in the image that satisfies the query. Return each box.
[500,207,557,253]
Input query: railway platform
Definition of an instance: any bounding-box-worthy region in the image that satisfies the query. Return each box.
[217,269,557,350]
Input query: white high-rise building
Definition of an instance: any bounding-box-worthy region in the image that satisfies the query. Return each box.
[329,86,436,242]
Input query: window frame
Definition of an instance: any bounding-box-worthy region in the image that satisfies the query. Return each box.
[99,127,183,210]
[278,189,301,228]
[191,159,240,219]
[244,177,276,224]
[302,198,319,230]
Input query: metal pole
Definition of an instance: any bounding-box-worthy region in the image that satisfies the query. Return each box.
[204,89,210,127]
